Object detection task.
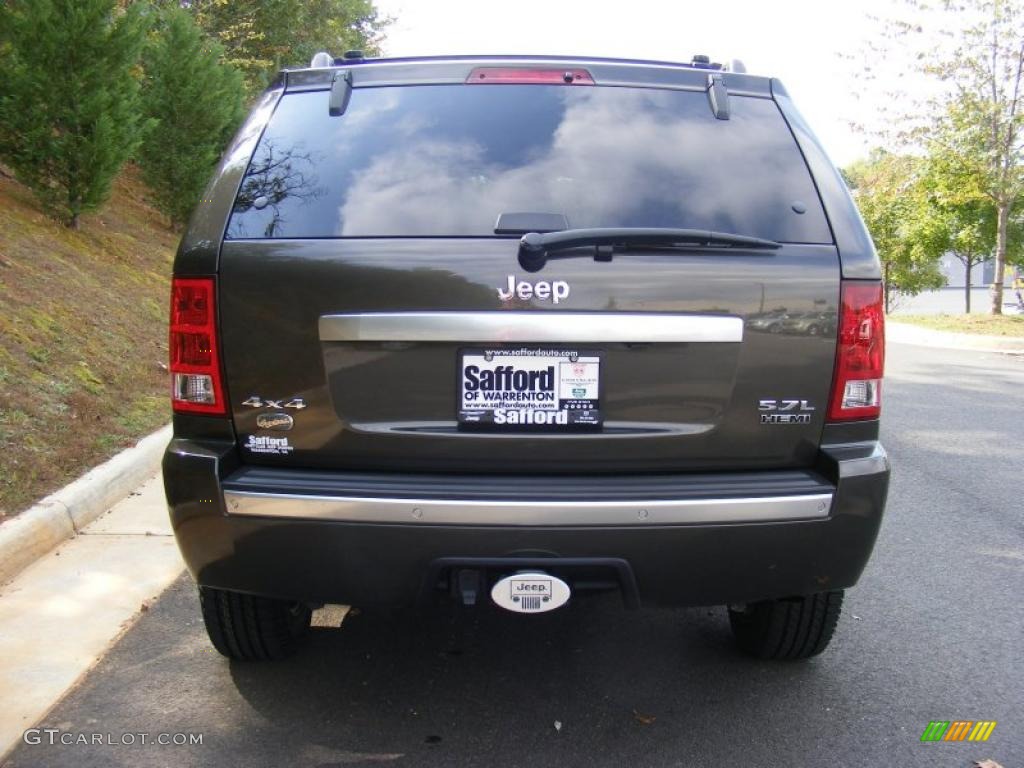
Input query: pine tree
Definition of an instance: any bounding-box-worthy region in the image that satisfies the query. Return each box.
[0,0,149,228]
[138,7,244,227]
[168,0,389,94]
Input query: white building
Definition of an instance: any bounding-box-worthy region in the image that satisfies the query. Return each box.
[939,254,1014,287]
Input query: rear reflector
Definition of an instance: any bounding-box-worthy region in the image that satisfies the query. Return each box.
[169,277,226,415]
[827,281,884,421]
[466,67,594,85]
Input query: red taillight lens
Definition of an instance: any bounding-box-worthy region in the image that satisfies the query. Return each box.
[466,67,595,85]
[827,281,885,422]
[169,277,226,415]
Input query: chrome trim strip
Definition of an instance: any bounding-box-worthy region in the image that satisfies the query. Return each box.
[223,490,832,526]
[319,312,743,344]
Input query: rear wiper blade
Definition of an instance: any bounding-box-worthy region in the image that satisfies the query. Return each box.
[517,227,780,271]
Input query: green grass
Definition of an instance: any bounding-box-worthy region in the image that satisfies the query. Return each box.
[894,313,1024,337]
[0,166,177,518]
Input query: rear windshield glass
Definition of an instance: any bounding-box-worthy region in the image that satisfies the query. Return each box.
[226,84,832,243]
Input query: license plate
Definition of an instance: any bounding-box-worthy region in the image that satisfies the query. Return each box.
[458,347,602,429]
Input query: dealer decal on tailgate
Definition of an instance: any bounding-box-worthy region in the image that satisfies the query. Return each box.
[458,347,602,429]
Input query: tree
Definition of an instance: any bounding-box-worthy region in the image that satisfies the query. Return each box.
[948,217,991,313]
[231,139,324,238]
[872,1,1024,314]
[916,146,1024,311]
[916,190,994,313]
[138,7,244,227]
[844,151,946,312]
[0,0,149,227]
[167,0,390,94]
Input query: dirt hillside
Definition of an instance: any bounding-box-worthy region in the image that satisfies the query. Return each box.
[0,167,176,517]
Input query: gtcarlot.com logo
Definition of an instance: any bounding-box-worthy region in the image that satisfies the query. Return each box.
[920,720,997,742]
[23,729,203,747]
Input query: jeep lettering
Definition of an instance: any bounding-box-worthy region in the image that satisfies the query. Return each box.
[498,275,570,304]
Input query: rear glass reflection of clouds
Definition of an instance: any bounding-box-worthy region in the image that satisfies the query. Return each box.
[227,85,831,243]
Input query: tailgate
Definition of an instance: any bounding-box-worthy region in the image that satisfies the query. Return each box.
[219,239,838,473]
[217,71,840,473]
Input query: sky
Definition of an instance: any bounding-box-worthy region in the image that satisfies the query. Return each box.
[372,0,909,168]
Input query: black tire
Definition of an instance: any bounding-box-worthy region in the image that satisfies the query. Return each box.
[198,586,311,661]
[728,590,843,660]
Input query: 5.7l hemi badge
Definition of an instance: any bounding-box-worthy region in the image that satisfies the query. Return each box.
[759,399,814,424]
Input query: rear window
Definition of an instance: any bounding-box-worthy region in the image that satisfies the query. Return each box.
[226,84,832,243]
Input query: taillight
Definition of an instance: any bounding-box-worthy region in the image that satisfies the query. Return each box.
[169,277,226,415]
[466,67,595,85]
[827,281,884,421]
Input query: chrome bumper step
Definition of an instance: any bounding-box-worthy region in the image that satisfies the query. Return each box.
[223,489,832,526]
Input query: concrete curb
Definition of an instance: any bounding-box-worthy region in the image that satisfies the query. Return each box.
[888,321,1024,353]
[0,424,171,586]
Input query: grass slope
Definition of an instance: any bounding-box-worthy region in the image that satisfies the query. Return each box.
[894,313,1024,337]
[0,167,175,517]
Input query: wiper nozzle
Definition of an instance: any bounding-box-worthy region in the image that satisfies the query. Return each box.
[517,227,780,271]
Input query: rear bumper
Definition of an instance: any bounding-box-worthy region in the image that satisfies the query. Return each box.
[163,440,889,608]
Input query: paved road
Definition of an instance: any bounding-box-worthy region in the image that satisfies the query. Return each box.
[5,343,1023,768]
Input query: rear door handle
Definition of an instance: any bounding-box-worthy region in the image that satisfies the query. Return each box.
[318,312,743,343]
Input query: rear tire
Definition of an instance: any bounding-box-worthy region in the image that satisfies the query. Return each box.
[199,586,311,661]
[728,590,843,660]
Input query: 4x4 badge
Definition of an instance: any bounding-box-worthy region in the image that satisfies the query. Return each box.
[242,396,307,410]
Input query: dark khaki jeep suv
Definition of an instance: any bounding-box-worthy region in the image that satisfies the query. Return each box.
[163,53,889,662]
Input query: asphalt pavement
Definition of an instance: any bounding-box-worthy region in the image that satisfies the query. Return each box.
[4,343,1023,768]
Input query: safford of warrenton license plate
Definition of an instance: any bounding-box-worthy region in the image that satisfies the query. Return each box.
[458,347,601,429]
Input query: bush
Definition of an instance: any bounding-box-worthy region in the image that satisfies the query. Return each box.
[0,0,149,228]
[137,7,244,227]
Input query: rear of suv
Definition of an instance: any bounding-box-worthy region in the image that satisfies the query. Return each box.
[164,53,889,662]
